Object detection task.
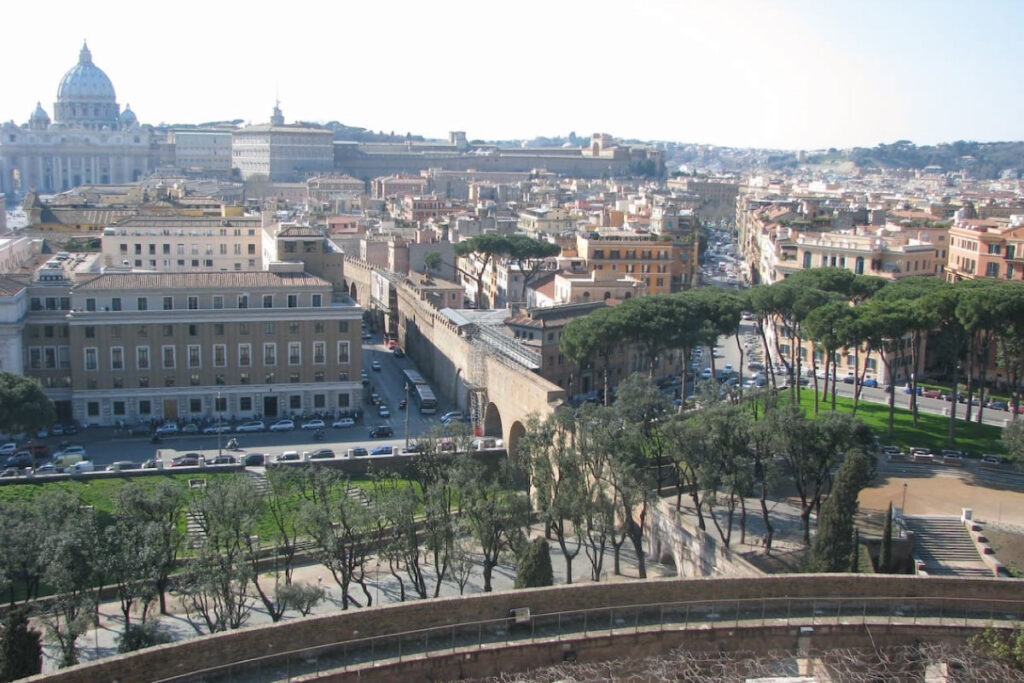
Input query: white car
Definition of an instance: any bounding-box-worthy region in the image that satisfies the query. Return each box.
[301,419,326,430]
[269,419,295,432]
[332,417,356,428]
[235,421,266,433]
[203,424,233,434]
[439,411,463,424]
[0,443,17,455]
[155,423,179,435]
[68,460,95,474]
[54,445,87,459]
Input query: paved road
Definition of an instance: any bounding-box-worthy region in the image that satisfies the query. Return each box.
[11,335,465,471]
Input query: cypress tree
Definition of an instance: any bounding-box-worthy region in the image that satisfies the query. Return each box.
[849,528,860,572]
[515,537,554,588]
[809,449,872,572]
[879,502,894,573]
[0,607,42,681]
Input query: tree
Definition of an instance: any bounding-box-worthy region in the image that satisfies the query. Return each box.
[809,449,872,572]
[505,234,560,303]
[1004,419,1024,463]
[423,251,442,272]
[879,502,894,573]
[0,372,56,437]
[453,233,512,309]
[116,482,185,615]
[515,538,554,588]
[115,622,171,654]
[175,476,261,634]
[0,607,42,680]
[561,305,628,405]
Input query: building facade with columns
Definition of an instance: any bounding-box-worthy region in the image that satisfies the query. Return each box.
[0,42,156,198]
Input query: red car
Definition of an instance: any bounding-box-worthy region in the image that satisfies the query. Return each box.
[922,390,943,399]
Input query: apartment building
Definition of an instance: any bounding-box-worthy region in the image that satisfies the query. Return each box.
[169,130,233,174]
[517,207,575,236]
[573,230,682,295]
[945,215,1024,283]
[794,227,938,280]
[101,211,264,272]
[372,175,427,199]
[18,262,362,425]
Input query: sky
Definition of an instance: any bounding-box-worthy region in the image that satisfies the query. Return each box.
[3,0,1023,150]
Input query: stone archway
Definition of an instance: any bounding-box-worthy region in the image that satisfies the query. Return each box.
[507,420,526,461]
[483,401,503,438]
[349,282,358,300]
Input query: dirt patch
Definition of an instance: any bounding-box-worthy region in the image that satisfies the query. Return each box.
[982,528,1024,576]
[741,545,808,574]
[860,473,1024,528]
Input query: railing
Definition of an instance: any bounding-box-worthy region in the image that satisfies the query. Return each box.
[153,594,1024,683]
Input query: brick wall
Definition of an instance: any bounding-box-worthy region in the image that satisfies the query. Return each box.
[31,575,1023,683]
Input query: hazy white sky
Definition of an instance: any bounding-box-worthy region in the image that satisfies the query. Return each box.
[4,0,1022,149]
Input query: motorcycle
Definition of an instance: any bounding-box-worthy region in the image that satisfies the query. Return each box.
[226,438,240,450]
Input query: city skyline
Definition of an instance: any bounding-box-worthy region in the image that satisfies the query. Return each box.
[2,0,1023,150]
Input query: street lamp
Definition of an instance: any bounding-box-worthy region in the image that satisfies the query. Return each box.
[901,482,908,514]
[404,382,410,448]
[217,392,223,459]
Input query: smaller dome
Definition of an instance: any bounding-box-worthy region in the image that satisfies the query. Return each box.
[119,104,137,127]
[29,102,51,127]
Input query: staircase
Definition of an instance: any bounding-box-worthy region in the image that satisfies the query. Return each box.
[904,515,991,577]
[185,508,207,549]
[246,469,270,495]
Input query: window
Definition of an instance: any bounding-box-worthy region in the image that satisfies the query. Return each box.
[86,298,96,312]
[87,402,99,418]
[163,325,174,337]
[262,294,273,308]
[84,326,95,339]
[240,372,250,385]
[138,376,149,388]
[214,323,224,336]
[338,321,349,333]
[239,323,250,335]
[189,374,200,386]
[240,397,252,411]
[163,296,173,311]
[138,325,148,338]
[315,371,325,382]
[239,344,251,367]
[265,372,275,384]
[190,398,202,413]
[265,323,274,335]
[29,348,42,369]
[188,296,199,310]
[138,400,151,415]
[288,341,301,365]
[84,347,98,371]
[314,322,324,334]
[111,297,122,311]
[313,341,326,364]
[162,346,175,369]
[238,294,248,309]
[213,295,224,310]
[337,393,350,408]
[113,400,126,416]
[289,322,299,334]
[337,341,350,364]
[289,395,301,410]
[213,344,226,367]
[136,346,150,370]
[314,394,326,409]
[289,373,300,383]
[287,294,298,308]
[44,347,57,369]
[263,343,276,366]
[312,294,322,307]
[987,262,999,277]
[110,346,124,370]
[188,344,201,368]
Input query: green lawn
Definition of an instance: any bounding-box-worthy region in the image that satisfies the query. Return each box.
[793,390,1007,456]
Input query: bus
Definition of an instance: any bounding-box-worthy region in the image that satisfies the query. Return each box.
[402,369,438,414]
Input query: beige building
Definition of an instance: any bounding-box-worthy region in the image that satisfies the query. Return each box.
[101,210,264,271]
[169,129,233,174]
[231,105,334,182]
[794,227,939,280]
[573,230,682,295]
[22,264,363,425]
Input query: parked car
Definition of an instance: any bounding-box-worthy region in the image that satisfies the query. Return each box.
[130,423,152,436]
[181,423,200,434]
[393,348,405,358]
[370,445,394,455]
[34,463,59,475]
[348,447,369,458]
[269,419,295,432]
[54,445,87,459]
[210,454,238,465]
[989,401,1009,411]
[0,442,18,455]
[68,460,95,474]
[155,423,179,436]
[242,453,267,467]
[6,452,34,468]
[922,390,943,399]
[203,424,233,434]
[306,448,335,460]
[398,399,407,410]
[171,454,200,467]
[301,419,326,431]
[35,428,48,439]
[378,405,391,418]
[332,417,356,428]
[107,461,140,472]
[235,421,266,433]
[141,459,160,469]
[981,454,1005,466]
[276,451,301,462]
[402,442,425,454]
[371,360,382,371]
[0,468,27,478]
[50,424,64,436]
[862,378,879,388]
[369,425,393,438]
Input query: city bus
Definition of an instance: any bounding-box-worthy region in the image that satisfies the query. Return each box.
[402,369,438,414]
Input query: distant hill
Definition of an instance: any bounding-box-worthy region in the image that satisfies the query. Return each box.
[806,140,1024,179]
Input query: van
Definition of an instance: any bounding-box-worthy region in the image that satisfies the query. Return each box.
[53,453,84,471]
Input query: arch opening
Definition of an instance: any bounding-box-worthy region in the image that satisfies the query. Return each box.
[483,401,503,439]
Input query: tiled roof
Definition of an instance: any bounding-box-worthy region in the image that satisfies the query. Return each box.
[75,271,328,292]
[0,276,28,297]
[114,215,261,228]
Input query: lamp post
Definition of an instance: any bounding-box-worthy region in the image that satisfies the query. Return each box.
[217,392,223,460]
[901,482,908,514]
[404,382,410,448]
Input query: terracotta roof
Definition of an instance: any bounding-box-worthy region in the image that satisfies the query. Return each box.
[0,276,28,297]
[75,271,328,292]
[277,225,324,237]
